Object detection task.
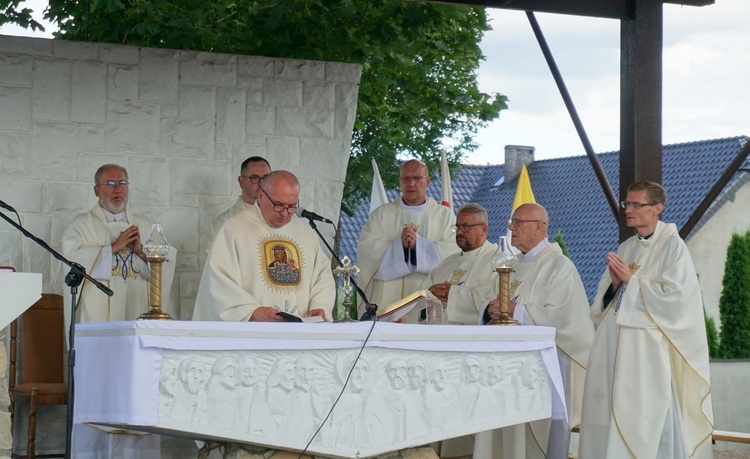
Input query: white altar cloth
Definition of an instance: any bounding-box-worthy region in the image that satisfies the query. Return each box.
[74,321,566,458]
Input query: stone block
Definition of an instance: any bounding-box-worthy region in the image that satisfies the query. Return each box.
[275,107,333,139]
[179,85,216,121]
[0,181,41,214]
[238,56,274,78]
[106,100,161,155]
[139,48,179,103]
[0,86,31,131]
[0,132,31,179]
[0,35,52,57]
[50,215,75,247]
[326,62,362,84]
[274,59,325,81]
[129,156,171,207]
[303,81,335,109]
[43,182,93,215]
[264,79,302,107]
[161,102,178,118]
[171,195,199,208]
[71,61,106,123]
[140,206,199,254]
[299,138,348,181]
[77,124,105,153]
[53,40,98,61]
[216,87,246,142]
[0,53,32,85]
[179,271,202,299]
[266,137,300,170]
[0,411,10,450]
[200,196,238,234]
[31,122,78,182]
[21,214,52,278]
[0,233,22,267]
[107,64,138,101]
[176,253,199,273]
[161,119,215,158]
[172,160,231,196]
[32,59,71,122]
[245,105,275,136]
[99,43,139,65]
[180,51,237,87]
[230,144,267,173]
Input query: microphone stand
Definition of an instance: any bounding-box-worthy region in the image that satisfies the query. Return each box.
[0,210,113,459]
[302,218,378,321]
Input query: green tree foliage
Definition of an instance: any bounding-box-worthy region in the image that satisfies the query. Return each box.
[704,309,720,359]
[0,0,44,30]
[717,230,750,359]
[552,230,570,258]
[36,0,507,210]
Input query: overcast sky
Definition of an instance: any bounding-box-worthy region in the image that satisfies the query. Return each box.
[471,0,750,164]
[3,1,748,165]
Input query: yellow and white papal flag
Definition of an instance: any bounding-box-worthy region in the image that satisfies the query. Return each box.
[507,164,536,253]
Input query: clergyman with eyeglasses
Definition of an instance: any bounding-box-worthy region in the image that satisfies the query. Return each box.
[478,202,594,459]
[579,181,713,458]
[422,203,498,324]
[208,156,271,249]
[194,170,334,323]
[62,164,178,326]
[356,159,457,322]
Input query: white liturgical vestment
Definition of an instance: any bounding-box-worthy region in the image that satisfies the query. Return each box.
[579,221,713,459]
[62,205,177,328]
[193,203,335,321]
[477,241,594,459]
[422,240,498,324]
[357,197,456,322]
[208,197,251,250]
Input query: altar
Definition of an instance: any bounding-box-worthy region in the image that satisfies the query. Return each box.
[74,320,566,459]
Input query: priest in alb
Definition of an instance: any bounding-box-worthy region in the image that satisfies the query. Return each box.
[579,181,713,458]
[481,203,595,459]
[357,159,457,322]
[193,170,335,322]
[423,203,498,324]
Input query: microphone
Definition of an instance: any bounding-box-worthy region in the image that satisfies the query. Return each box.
[0,199,17,213]
[295,207,333,224]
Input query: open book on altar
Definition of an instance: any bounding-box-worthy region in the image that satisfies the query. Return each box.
[377,290,443,323]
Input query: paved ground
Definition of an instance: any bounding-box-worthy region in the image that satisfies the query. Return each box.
[715,451,750,459]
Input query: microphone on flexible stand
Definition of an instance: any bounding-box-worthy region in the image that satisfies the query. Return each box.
[297,208,378,320]
[295,207,334,224]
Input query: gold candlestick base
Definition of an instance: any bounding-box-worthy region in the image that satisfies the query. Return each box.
[489,266,519,326]
[139,256,172,320]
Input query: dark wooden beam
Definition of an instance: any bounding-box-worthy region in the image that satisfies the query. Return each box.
[419,0,713,20]
[618,0,663,241]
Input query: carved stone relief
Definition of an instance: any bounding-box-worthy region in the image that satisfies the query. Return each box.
[158,347,551,457]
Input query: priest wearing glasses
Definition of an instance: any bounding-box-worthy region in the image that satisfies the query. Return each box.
[193,170,335,322]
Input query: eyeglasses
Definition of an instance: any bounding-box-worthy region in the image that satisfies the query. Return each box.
[451,223,484,232]
[260,189,298,215]
[507,218,545,229]
[399,175,428,184]
[620,201,659,209]
[241,174,266,184]
[99,180,129,187]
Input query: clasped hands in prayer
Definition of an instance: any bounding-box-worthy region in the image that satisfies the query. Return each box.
[606,251,632,290]
[113,225,144,258]
[487,298,517,319]
[250,306,327,322]
[401,226,417,250]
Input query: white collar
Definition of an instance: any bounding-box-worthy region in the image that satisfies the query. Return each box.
[101,208,128,223]
[519,238,550,263]
[397,197,427,212]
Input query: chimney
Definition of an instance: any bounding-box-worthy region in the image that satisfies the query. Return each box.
[504,145,535,183]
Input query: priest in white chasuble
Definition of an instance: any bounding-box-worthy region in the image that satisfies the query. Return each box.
[423,203,498,324]
[579,181,713,459]
[357,159,457,322]
[62,163,177,327]
[480,203,594,459]
[193,170,335,322]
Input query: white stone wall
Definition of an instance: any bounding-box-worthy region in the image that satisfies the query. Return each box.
[0,34,361,454]
[686,178,750,324]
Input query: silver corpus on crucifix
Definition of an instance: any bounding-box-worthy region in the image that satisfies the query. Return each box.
[333,256,359,322]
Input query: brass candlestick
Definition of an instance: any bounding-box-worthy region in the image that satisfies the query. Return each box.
[489,265,518,325]
[139,223,172,320]
[489,235,518,326]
